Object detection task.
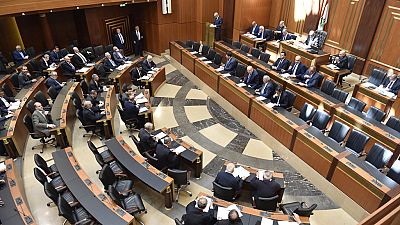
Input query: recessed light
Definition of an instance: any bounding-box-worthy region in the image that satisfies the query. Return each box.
[22,13,25,15]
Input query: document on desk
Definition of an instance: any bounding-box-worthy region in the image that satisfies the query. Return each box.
[136,98,148,104]
[327,64,340,70]
[266,102,275,108]
[47,67,57,71]
[135,93,144,100]
[247,53,253,57]
[172,146,186,155]
[222,73,231,78]
[204,61,213,64]
[217,205,243,220]
[154,132,167,140]
[363,82,377,89]
[261,218,274,225]
[77,67,91,73]
[190,51,198,54]
[139,107,149,113]
[216,67,224,72]
[8,101,21,111]
[256,96,266,101]
[86,63,95,67]
[236,83,247,87]
[280,73,291,79]
[148,71,156,74]
[199,57,208,60]
[140,75,150,80]
[232,166,250,179]
[255,38,264,41]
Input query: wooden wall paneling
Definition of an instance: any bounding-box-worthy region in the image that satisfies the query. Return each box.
[222,0,235,41]
[268,0,284,30]
[74,10,91,48]
[47,10,79,49]
[281,0,305,34]
[16,14,47,52]
[105,16,133,54]
[0,17,24,61]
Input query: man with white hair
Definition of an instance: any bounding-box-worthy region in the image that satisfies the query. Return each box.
[250,170,281,199]
[280,28,291,41]
[12,45,28,66]
[138,122,157,154]
[243,66,262,89]
[45,71,64,93]
[142,55,156,74]
[257,26,267,39]
[112,46,129,64]
[60,56,76,77]
[249,21,259,35]
[334,50,349,86]
[104,52,119,72]
[32,102,56,137]
[113,28,125,50]
[40,54,52,71]
[82,100,104,127]
[380,69,400,94]
[154,136,179,169]
[88,74,103,93]
[283,55,308,79]
[213,12,223,41]
[257,75,276,99]
[305,30,317,47]
[214,162,243,195]
[71,47,87,69]
[184,196,215,225]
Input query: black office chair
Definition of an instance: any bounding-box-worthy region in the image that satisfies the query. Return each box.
[34,154,59,179]
[201,45,210,56]
[192,42,201,52]
[94,64,110,84]
[108,185,146,225]
[185,40,194,49]
[212,181,236,202]
[34,90,52,110]
[10,73,20,90]
[73,97,83,111]
[251,48,261,58]
[344,129,370,156]
[311,110,331,131]
[365,143,393,169]
[365,106,386,122]
[254,195,279,211]
[232,41,242,49]
[320,79,336,96]
[80,80,89,97]
[2,83,15,98]
[24,114,56,153]
[299,103,316,123]
[386,116,400,132]
[87,140,115,163]
[98,164,134,195]
[175,218,184,225]
[240,44,250,53]
[280,202,317,217]
[167,169,192,202]
[25,46,36,57]
[57,195,95,225]
[26,99,36,114]
[104,44,113,53]
[339,55,356,87]
[234,63,246,78]
[94,152,126,176]
[143,151,166,171]
[387,160,400,184]
[34,167,66,192]
[327,121,350,144]
[76,109,102,139]
[59,48,68,58]
[118,105,139,133]
[44,182,78,207]
[213,53,222,66]
[93,45,105,57]
[285,90,296,112]
[367,69,386,86]
[206,49,216,61]
[347,97,366,112]
[259,52,270,64]
[130,135,150,156]
[331,88,349,103]
[47,86,59,101]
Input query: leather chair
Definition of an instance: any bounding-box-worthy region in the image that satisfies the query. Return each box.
[34,154,59,179]
[368,69,386,86]
[254,195,279,211]
[234,63,246,78]
[118,105,139,132]
[34,167,66,192]
[26,99,36,114]
[167,169,192,201]
[387,160,400,184]
[34,90,52,110]
[347,97,366,112]
[285,90,296,112]
[251,48,261,58]
[24,114,55,153]
[93,45,105,57]
[280,202,317,217]
[25,46,36,57]
[201,45,210,56]
[143,151,166,171]
[98,164,134,195]
[259,52,270,64]
[10,73,20,90]
[212,181,236,202]
[59,48,69,58]
[311,110,331,131]
[47,86,59,101]
[386,116,400,132]
[57,195,95,225]
[299,103,316,123]
[345,129,370,156]
[192,42,201,52]
[240,44,250,53]
[365,143,393,169]
[185,40,194,49]
[206,49,216,61]
[73,98,83,111]
[104,44,113,53]
[87,140,115,163]
[313,30,327,49]
[320,79,336,96]
[130,135,150,156]
[2,83,15,98]
[331,88,349,103]
[327,121,350,144]
[76,109,103,139]
[80,80,89,97]
[94,152,126,176]
[365,106,386,122]
[213,53,222,66]
[44,182,78,207]
[232,41,242,49]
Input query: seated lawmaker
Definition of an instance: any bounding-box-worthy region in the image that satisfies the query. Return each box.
[12,45,28,66]
[40,54,52,71]
[183,197,215,225]
[243,66,261,89]
[250,170,281,199]
[333,50,349,86]
[214,209,243,225]
[89,74,103,93]
[104,52,120,72]
[257,26,268,39]
[154,137,179,169]
[214,163,243,195]
[380,69,400,94]
[222,52,238,74]
[280,29,292,41]
[82,100,105,127]
[248,21,259,35]
[45,72,64,93]
[256,75,275,99]
[298,66,321,88]
[49,46,61,63]
[124,95,145,128]
[112,46,130,64]
[270,86,290,109]
[272,51,291,72]
[32,102,56,137]
[0,89,17,116]
[86,90,103,112]
[138,122,158,154]
[71,47,88,69]
[142,55,157,74]
[283,56,307,79]
[121,87,135,103]
[18,66,37,88]
[60,56,76,77]
[304,30,318,48]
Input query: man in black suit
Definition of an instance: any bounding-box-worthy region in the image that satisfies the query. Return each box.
[133,26,144,56]
[142,55,156,74]
[138,122,157,154]
[12,45,28,66]
[222,52,238,74]
[250,170,281,199]
[274,20,286,40]
[86,90,102,112]
[334,50,349,86]
[104,52,120,72]
[124,95,145,128]
[113,28,125,50]
[214,210,243,225]
[89,74,103,93]
[284,56,308,79]
[49,46,61,63]
[45,72,64,93]
[60,56,76,77]
[154,137,179,169]
[248,21,259,35]
[183,197,215,225]
[304,30,318,48]
[40,54,52,71]
[121,88,135,103]
[82,100,105,127]
[112,46,130,64]
[131,66,143,87]
[280,29,292,41]
[298,66,322,88]
[214,163,243,195]
[18,66,37,88]
[256,75,275,99]
[243,66,261,89]
[380,69,400,94]
[213,12,223,41]
[71,47,88,69]
[272,51,291,72]
[271,86,290,109]
[0,89,17,116]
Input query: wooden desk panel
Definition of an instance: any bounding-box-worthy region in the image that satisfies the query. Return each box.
[169,42,183,63]
[352,83,394,114]
[265,41,280,55]
[218,77,254,117]
[318,64,350,84]
[194,59,220,91]
[181,50,196,73]
[281,41,330,67]
[109,58,141,94]
[239,35,265,48]
[101,86,117,139]
[141,67,166,96]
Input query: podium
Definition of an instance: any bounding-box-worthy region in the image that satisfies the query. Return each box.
[205,22,215,46]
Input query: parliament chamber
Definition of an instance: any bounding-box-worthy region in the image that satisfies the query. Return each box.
[0,0,399,225]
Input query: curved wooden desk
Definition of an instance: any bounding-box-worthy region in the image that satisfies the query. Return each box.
[108,58,142,94]
[140,67,166,96]
[97,85,117,139]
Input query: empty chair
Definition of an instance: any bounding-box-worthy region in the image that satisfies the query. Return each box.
[254,195,279,211]
[339,55,356,87]
[320,79,336,96]
[59,48,68,57]
[34,167,66,192]
[365,143,392,169]
[240,44,250,53]
[10,73,20,90]
[234,63,246,78]
[80,80,89,97]
[311,110,331,131]
[368,69,386,86]
[327,121,350,143]
[206,49,216,61]
[386,116,400,132]
[192,42,201,52]
[299,103,317,123]
[185,40,194,49]
[232,41,242,49]
[104,44,113,53]
[98,164,134,195]
[34,90,51,109]
[213,181,236,202]
[44,182,78,207]
[87,140,114,163]
[34,154,58,179]
[93,45,105,57]
[201,45,210,56]
[285,90,296,112]
[93,152,126,176]
[251,48,261,58]
[167,169,192,202]
[24,114,55,153]
[345,129,370,156]
[331,88,349,103]
[280,202,317,217]
[47,86,59,101]
[57,195,94,225]
[365,106,386,122]
[259,52,270,64]
[26,100,36,114]
[213,53,222,66]
[347,97,366,112]
[387,160,400,184]
[2,83,14,97]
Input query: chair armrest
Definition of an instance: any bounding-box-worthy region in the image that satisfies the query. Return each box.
[46,171,57,177]
[74,218,91,225]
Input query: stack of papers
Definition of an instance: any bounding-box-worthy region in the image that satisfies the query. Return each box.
[77,67,91,73]
[199,57,207,60]
[86,63,95,66]
[232,166,250,179]
[140,76,150,80]
[222,73,231,78]
[363,82,377,89]
[190,51,198,54]
[217,205,243,220]
[256,96,266,101]
[172,146,186,155]
[135,93,144,100]
[139,107,148,113]
[136,98,148,104]
[204,61,213,64]
[266,102,275,108]
[281,73,291,79]
[8,101,20,111]
[154,132,167,140]
[327,64,340,70]
[236,83,247,87]
[216,67,224,72]
[261,218,274,225]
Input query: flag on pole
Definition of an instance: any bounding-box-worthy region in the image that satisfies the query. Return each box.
[318,0,329,31]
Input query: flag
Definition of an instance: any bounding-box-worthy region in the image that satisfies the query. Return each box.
[318,0,329,31]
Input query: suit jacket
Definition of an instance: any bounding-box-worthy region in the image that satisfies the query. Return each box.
[271,91,290,109]
[46,77,62,92]
[155,143,178,169]
[40,59,50,71]
[264,29,274,41]
[132,30,143,43]
[259,81,276,99]
[302,71,322,88]
[60,61,76,76]
[284,62,307,79]
[0,97,14,116]
[272,57,291,71]
[214,16,223,29]
[138,128,157,152]
[214,219,243,225]
[113,33,125,49]
[12,50,27,66]
[18,72,33,88]
[382,78,400,94]
[49,51,61,63]
[280,33,294,41]
[32,110,51,136]
[257,30,268,39]
[112,51,126,64]
[82,108,103,126]
[249,25,259,35]
[250,177,281,198]
[244,70,261,89]
[305,34,317,46]
[223,57,238,73]
[334,56,349,70]
[131,67,142,81]
[71,53,87,69]
[123,101,139,121]
[183,201,215,225]
[214,171,243,193]
[142,60,156,74]
[104,58,119,72]
[89,80,102,93]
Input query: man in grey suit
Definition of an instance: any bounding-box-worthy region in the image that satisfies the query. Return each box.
[32,102,56,136]
[112,46,130,64]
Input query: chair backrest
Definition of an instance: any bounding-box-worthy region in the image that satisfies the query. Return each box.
[365,143,393,169]
[213,53,222,66]
[23,114,35,133]
[34,167,47,186]
[347,97,366,112]
[47,86,59,100]
[345,129,370,154]
[294,203,318,217]
[131,135,147,156]
[348,55,356,71]
[44,182,59,204]
[201,45,210,56]
[368,69,386,86]
[312,30,327,49]
[311,110,331,130]
[387,160,400,184]
[121,83,128,93]
[104,44,113,53]
[185,40,194,49]
[212,181,236,202]
[299,103,316,122]
[251,48,261,58]
[87,140,100,154]
[34,90,49,107]
[240,44,250,53]
[2,83,14,97]
[72,97,82,111]
[107,185,123,206]
[366,106,386,122]
[193,42,201,52]
[328,121,350,143]
[320,79,336,96]
[259,52,270,63]
[95,64,107,78]
[80,80,89,96]
[26,100,36,114]
[386,116,400,132]
[94,45,105,57]
[10,73,19,88]
[232,41,242,49]
[331,89,348,103]
[167,169,188,186]
[235,63,246,78]
[25,46,36,57]
[206,49,216,61]
[57,195,75,223]
[98,164,116,188]
[285,90,296,111]
[254,195,279,211]
[34,154,51,175]
[94,152,106,168]
[143,151,160,168]
[59,48,68,57]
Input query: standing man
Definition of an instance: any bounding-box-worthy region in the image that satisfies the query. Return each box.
[113,28,125,50]
[213,12,223,41]
[133,26,144,57]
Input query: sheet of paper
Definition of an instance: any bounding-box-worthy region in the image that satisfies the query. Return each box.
[172,146,186,155]
[8,102,20,111]
[204,61,213,64]
[257,169,266,180]
[140,75,150,80]
[135,93,144,99]
[0,162,6,173]
[247,53,252,57]
[125,61,133,64]
[86,63,95,66]
[67,54,74,57]
[154,132,167,140]
[216,207,230,220]
[139,107,148,113]
[364,82,377,89]
[261,218,274,225]
[222,73,231,78]
[77,67,91,73]
[277,221,298,225]
[190,51,198,54]
[256,96,266,101]
[148,71,156,74]
[266,102,275,108]
[199,57,207,60]
[216,67,224,72]
[232,166,250,179]
[136,98,148,104]
[47,67,57,71]
[255,38,264,41]
[236,83,247,87]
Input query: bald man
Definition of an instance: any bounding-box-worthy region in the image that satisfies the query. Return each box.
[142,55,156,74]
[283,55,308,79]
[214,163,244,195]
[60,56,76,77]
[104,52,120,72]
[82,100,105,127]
[214,210,243,225]
[71,47,87,69]
[32,102,56,136]
[243,66,262,89]
[183,197,215,225]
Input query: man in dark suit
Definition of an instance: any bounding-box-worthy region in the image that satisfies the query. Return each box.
[133,26,144,56]
[183,197,215,225]
[32,102,56,137]
[243,66,261,89]
[257,75,276,99]
[214,163,243,195]
[274,20,286,40]
[155,137,179,169]
[12,45,28,66]
[45,72,64,93]
[271,86,290,109]
[138,122,157,154]
[86,90,102,112]
[284,56,308,79]
[0,89,17,116]
[213,12,223,41]
[131,66,143,87]
[142,55,156,74]
[272,51,291,72]
[280,29,292,41]
[334,50,349,86]
[104,52,120,72]
[121,88,134,103]
[18,66,37,88]
[82,100,105,127]
[214,210,243,225]
[298,66,322,88]
[380,69,400,94]
[124,95,145,128]
[248,21,259,35]
[250,170,281,199]
[113,28,125,50]
[88,74,103,93]
[222,52,238,74]
[49,46,61,63]
[40,54,52,71]
[112,46,130,64]
[60,56,76,77]
[257,26,268,39]
[71,47,87,69]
